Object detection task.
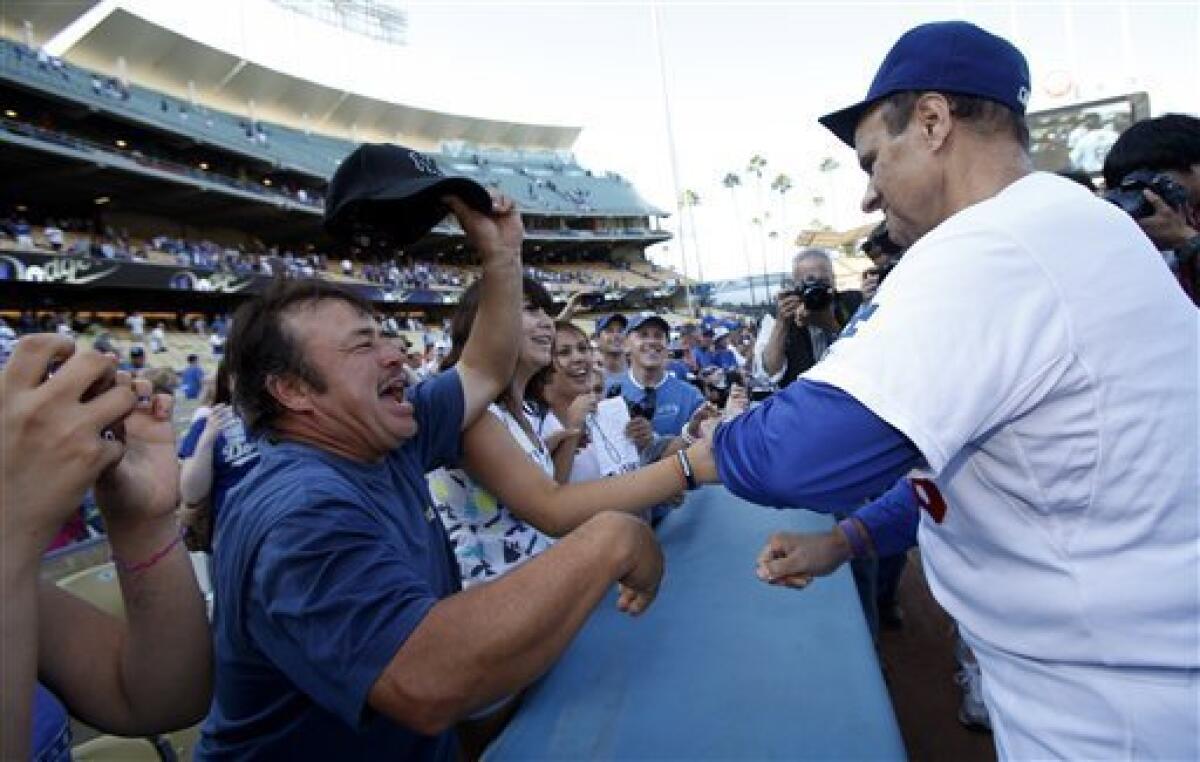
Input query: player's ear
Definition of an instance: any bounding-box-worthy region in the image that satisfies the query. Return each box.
[915,93,952,151]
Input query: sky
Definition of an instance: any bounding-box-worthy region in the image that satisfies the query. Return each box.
[122,0,1200,281]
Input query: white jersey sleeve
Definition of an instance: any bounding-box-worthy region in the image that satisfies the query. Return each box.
[805,223,1072,474]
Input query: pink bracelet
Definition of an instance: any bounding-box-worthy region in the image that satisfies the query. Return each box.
[111,528,184,574]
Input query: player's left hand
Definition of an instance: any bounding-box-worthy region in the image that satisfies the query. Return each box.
[685,402,720,440]
[1138,189,1198,251]
[755,529,851,589]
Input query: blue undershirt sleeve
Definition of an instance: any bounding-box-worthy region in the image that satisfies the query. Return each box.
[712,379,923,513]
[852,478,920,557]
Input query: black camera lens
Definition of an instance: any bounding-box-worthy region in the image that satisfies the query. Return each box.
[802,281,835,311]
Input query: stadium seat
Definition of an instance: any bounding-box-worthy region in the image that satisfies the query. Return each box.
[72,735,160,762]
[56,562,124,620]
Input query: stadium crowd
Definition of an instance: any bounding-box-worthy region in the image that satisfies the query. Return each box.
[2,19,1198,762]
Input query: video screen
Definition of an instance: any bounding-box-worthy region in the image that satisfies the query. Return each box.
[1027,93,1151,177]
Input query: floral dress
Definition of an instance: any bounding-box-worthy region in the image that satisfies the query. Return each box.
[427,404,555,587]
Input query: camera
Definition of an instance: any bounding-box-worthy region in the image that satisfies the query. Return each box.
[1104,170,1191,220]
[790,279,835,311]
[607,383,654,420]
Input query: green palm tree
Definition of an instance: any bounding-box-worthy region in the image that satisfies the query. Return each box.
[722,171,756,306]
[679,188,705,285]
[746,155,772,295]
[771,173,794,280]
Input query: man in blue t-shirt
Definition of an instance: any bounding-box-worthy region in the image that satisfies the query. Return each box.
[692,328,739,372]
[198,188,664,761]
[611,313,705,440]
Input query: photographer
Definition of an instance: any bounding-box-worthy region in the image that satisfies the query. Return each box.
[860,222,904,303]
[1102,113,1200,304]
[760,249,844,388]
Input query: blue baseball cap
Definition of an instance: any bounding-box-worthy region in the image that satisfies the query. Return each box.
[819,21,1031,148]
[595,313,628,334]
[625,313,671,336]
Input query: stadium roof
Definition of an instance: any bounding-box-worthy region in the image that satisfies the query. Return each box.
[0,1,581,152]
[794,222,878,250]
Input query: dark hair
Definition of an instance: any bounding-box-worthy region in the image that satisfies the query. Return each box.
[1057,170,1098,193]
[227,278,374,433]
[1102,114,1200,190]
[440,275,555,373]
[527,320,589,405]
[213,360,232,406]
[879,91,1030,150]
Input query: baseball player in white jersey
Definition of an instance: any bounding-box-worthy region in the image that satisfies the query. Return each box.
[688,21,1199,759]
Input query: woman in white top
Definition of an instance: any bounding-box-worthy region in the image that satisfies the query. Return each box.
[529,321,641,484]
[428,278,715,589]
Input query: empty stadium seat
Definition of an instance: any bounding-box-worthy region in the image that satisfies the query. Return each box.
[56,562,125,619]
[72,735,161,762]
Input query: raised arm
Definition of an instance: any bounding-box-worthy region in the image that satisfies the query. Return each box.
[178,404,231,506]
[461,412,695,537]
[368,511,661,735]
[1,336,132,759]
[447,194,524,430]
[761,293,798,378]
[38,385,212,735]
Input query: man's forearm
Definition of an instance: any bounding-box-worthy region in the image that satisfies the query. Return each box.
[761,323,789,376]
[456,252,522,416]
[107,515,212,731]
[851,478,919,557]
[370,513,646,733]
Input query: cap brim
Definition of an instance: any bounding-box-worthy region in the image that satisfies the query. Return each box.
[818,99,876,149]
[324,175,493,244]
[628,317,670,335]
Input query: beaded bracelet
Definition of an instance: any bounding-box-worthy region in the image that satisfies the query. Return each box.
[112,528,185,575]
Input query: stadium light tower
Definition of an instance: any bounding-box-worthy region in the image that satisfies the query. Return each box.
[651,4,693,314]
[270,0,408,45]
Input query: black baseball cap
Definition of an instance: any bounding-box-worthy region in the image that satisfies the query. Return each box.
[324,143,494,244]
[819,21,1031,148]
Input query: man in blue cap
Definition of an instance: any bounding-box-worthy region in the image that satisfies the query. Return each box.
[594,313,629,389]
[609,313,704,445]
[687,21,1198,759]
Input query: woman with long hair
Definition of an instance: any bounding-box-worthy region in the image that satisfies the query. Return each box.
[427,278,713,589]
[528,320,641,484]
